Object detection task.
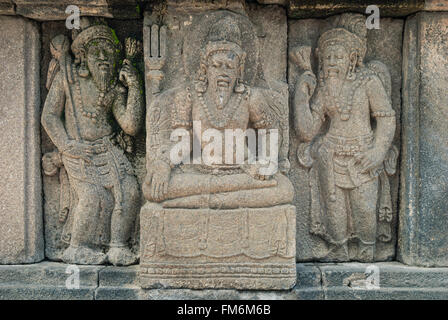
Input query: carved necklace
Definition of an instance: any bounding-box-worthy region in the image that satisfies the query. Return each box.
[74,67,116,123]
[323,72,365,121]
[197,90,243,129]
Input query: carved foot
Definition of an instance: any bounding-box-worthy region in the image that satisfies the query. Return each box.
[62,245,107,265]
[355,243,375,262]
[107,246,137,266]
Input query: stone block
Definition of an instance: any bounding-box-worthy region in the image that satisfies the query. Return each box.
[319,262,448,299]
[0,262,102,300]
[140,204,296,290]
[287,0,424,18]
[0,16,43,264]
[0,0,14,14]
[399,12,448,267]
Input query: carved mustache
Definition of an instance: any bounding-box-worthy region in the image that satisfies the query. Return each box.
[216,75,231,87]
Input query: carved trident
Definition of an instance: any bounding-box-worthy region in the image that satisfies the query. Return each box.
[144,23,167,95]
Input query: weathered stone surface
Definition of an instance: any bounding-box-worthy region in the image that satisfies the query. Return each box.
[424,0,448,11]
[399,12,448,267]
[0,16,43,264]
[319,262,448,299]
[289,14,402,263]
[4,0,448,21]
[287,0,424,18]
[0,262,102,300]
[2,262,448,300]
[14,0,142,20]
[0,0,15,15]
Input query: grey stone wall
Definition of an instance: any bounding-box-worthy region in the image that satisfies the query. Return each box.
[0,15,43,264]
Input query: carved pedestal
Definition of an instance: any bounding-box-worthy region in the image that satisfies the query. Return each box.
[139,203,296,290]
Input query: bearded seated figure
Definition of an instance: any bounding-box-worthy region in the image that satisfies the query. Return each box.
[142,48,294,209]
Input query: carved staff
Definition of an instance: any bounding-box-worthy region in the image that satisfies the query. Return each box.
[144,23,167,95]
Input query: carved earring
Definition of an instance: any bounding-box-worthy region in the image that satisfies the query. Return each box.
[234,78,245,93]
[346,54,357,81]
[78,55,90,78]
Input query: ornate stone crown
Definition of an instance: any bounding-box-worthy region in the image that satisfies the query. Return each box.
[71,24,122,57]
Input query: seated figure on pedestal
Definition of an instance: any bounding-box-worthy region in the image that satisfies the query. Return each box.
[139,12,296,290]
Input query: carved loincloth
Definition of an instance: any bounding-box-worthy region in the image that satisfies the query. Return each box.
[299,133,395,246]
[60,134,135,245]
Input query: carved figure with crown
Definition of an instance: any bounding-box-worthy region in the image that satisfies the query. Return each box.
[292,14,398,262]
[41,18,144,265]
[139,11,296,289]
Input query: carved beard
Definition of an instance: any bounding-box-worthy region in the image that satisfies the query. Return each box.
[215,84,232,109]
[206,76,234,109]
[325,77,344,97]
[90,65,114,92]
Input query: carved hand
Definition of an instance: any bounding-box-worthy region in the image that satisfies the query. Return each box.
[243,163,275,181]
[143,160,171,202]
[296,71,317,101]
[61,140,93,164]
[354,148,387,173]
[119,63,139,87]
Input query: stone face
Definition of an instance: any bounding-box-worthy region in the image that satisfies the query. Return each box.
[41,17,144,266]
[139,5,295,289]
[289,14,402,263]
[0,16,43,264]
[399,12,448,267]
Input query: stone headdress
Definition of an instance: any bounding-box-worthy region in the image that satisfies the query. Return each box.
[71,21,122,59]
[317,13,367,67]
[195,15,247,93]
[203,16,246,64]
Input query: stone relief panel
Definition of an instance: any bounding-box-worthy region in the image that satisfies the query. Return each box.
[139,4,296,289]
[289,13,402,262]
[41,18,145,265]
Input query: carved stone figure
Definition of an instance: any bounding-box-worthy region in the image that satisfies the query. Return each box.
[292,14,398,262]
[41,18,144,265]
[139,11,296,289]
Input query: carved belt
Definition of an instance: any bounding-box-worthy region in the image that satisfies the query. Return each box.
[324,133,373,156]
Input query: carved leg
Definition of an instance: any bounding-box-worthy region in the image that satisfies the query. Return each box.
[349,178,379,262]
[62,179,108,265]
[323,186,349,261]
[162,174,294,209]
[107,174,140,266]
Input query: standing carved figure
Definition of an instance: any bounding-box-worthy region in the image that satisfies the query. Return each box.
[292,14,398,262]
[41,18,144,265]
